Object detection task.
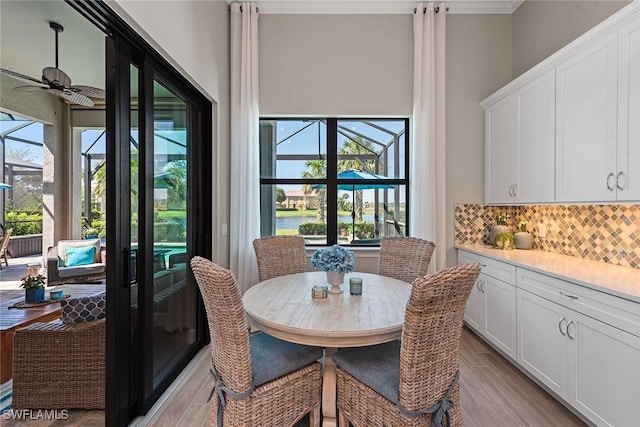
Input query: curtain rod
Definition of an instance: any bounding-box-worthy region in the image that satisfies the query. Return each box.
[413,6,449,13]
[228,5,260,12]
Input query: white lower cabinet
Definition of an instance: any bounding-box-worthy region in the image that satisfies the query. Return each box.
[459,251,517,360]
[517,288,569,398]
[464,273,517,359]
[568,311,640,427]
[517,288,640,427]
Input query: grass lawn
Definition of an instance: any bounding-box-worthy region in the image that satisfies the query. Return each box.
[157,210,186,219]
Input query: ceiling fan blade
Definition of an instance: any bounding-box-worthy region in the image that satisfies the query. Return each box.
[48,88,95,107]
[69,85,106,99]
[1,68,45,85]
[13,85,48,92]
[42,66,72,88]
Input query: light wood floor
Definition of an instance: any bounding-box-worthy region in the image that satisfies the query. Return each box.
[150,326,587,427]
[0,327,587,426]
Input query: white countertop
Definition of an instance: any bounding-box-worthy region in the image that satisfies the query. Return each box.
[456,244,640,303]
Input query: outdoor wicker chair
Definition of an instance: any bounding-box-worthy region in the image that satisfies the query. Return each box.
[12,318,105,409]
[253,235,307,282]
[0,228,12,270]
[333,263,480,427]
[378,236,435,283]
[190,256,323,427]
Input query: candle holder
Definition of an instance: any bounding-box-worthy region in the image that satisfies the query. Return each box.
[349,277,363,296]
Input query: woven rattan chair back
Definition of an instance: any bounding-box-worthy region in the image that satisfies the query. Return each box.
[190,256,253,394]
[253,235,307,282]
[399,262,480,414]
[378,236,435,283]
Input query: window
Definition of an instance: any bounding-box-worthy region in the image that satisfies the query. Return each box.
[259,118,409,246]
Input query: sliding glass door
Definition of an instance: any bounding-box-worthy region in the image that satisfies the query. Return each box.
[104,23,211,427]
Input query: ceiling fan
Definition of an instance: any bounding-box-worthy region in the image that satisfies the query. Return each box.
[0,21,105,107]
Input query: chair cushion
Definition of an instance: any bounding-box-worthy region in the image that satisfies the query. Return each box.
[250,332,323,388]
[58,239,101,266]
[332,340,400,404]
[60,293,106,324]
[65,246,96,267]
[58,263,105,278]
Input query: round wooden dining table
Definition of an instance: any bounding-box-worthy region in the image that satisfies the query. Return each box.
[242,271,411,427]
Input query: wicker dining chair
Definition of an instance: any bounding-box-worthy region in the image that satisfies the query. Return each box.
[253,235,307,282]
[190,256,323,427]
[378,236,436,283]
[332,262,481,427]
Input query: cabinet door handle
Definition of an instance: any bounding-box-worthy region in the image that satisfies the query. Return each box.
[508,184,513,197]
[513,184,518,197]
[616,171,625,190]
[476,280,482,292]
[566,320,575,340]
[558,316,567,336]
[606,172,615,191]
[481,280,487,293]
[559,291,578,300]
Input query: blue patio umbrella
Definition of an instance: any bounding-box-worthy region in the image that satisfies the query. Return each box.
[314,170,394,239]
[0,183,11,190]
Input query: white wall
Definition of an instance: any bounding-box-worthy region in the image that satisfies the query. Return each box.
[512,0,630,77]
[259,14,413,116]
[109,0,231,266]
[445,14,514,266]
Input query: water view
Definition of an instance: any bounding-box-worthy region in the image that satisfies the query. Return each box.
[276,214,375,230]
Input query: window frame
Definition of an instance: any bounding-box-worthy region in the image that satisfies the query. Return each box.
[259,117,410,246]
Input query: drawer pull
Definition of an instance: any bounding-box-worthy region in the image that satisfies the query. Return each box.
[558,316,567,336]
[566,320,575,340]
[560,291,578,300]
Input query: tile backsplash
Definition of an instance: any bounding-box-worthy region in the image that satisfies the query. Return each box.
[454,204,640,270]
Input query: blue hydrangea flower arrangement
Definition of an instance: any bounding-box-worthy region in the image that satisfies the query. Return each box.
[311,244,356,273]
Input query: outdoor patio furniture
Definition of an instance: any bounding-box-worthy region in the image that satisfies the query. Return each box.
[253,235,307,282]
[378,236,435,283]
[12,317,105,409]
[0,228,12,270]
[46,239,106,286]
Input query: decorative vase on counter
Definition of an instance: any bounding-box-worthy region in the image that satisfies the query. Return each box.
[326,271,345,294]
[489,225,511,247]
[515,232,534,249]
[515,218,534,250]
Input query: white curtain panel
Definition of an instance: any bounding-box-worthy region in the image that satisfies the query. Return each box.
[230,2,260,293]
[411,2,446,272]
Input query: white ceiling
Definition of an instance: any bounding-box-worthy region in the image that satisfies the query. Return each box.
[0,0,106,90]
[241,0,525,14]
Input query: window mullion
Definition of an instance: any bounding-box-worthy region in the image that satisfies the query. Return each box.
[326,118,338,245]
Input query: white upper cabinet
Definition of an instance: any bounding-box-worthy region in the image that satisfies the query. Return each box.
[556,33,619,202]
[484,71,555,204]
[616,18,640,201]
[485,94,517,204]
[483,2,640,205]
[515,71,556,203]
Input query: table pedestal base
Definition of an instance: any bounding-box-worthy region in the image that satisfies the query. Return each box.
[322,347,338,427]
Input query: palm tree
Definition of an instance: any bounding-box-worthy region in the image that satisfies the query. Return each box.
[337,136,376,222]
[302,160,326,223]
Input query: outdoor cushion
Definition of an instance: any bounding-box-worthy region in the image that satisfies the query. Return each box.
[57,239,101,266]
[65,246,96,267]
[332,340,400,404]
[249,331,323,388]
[58,263,105,278]
[60,293,106,324]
